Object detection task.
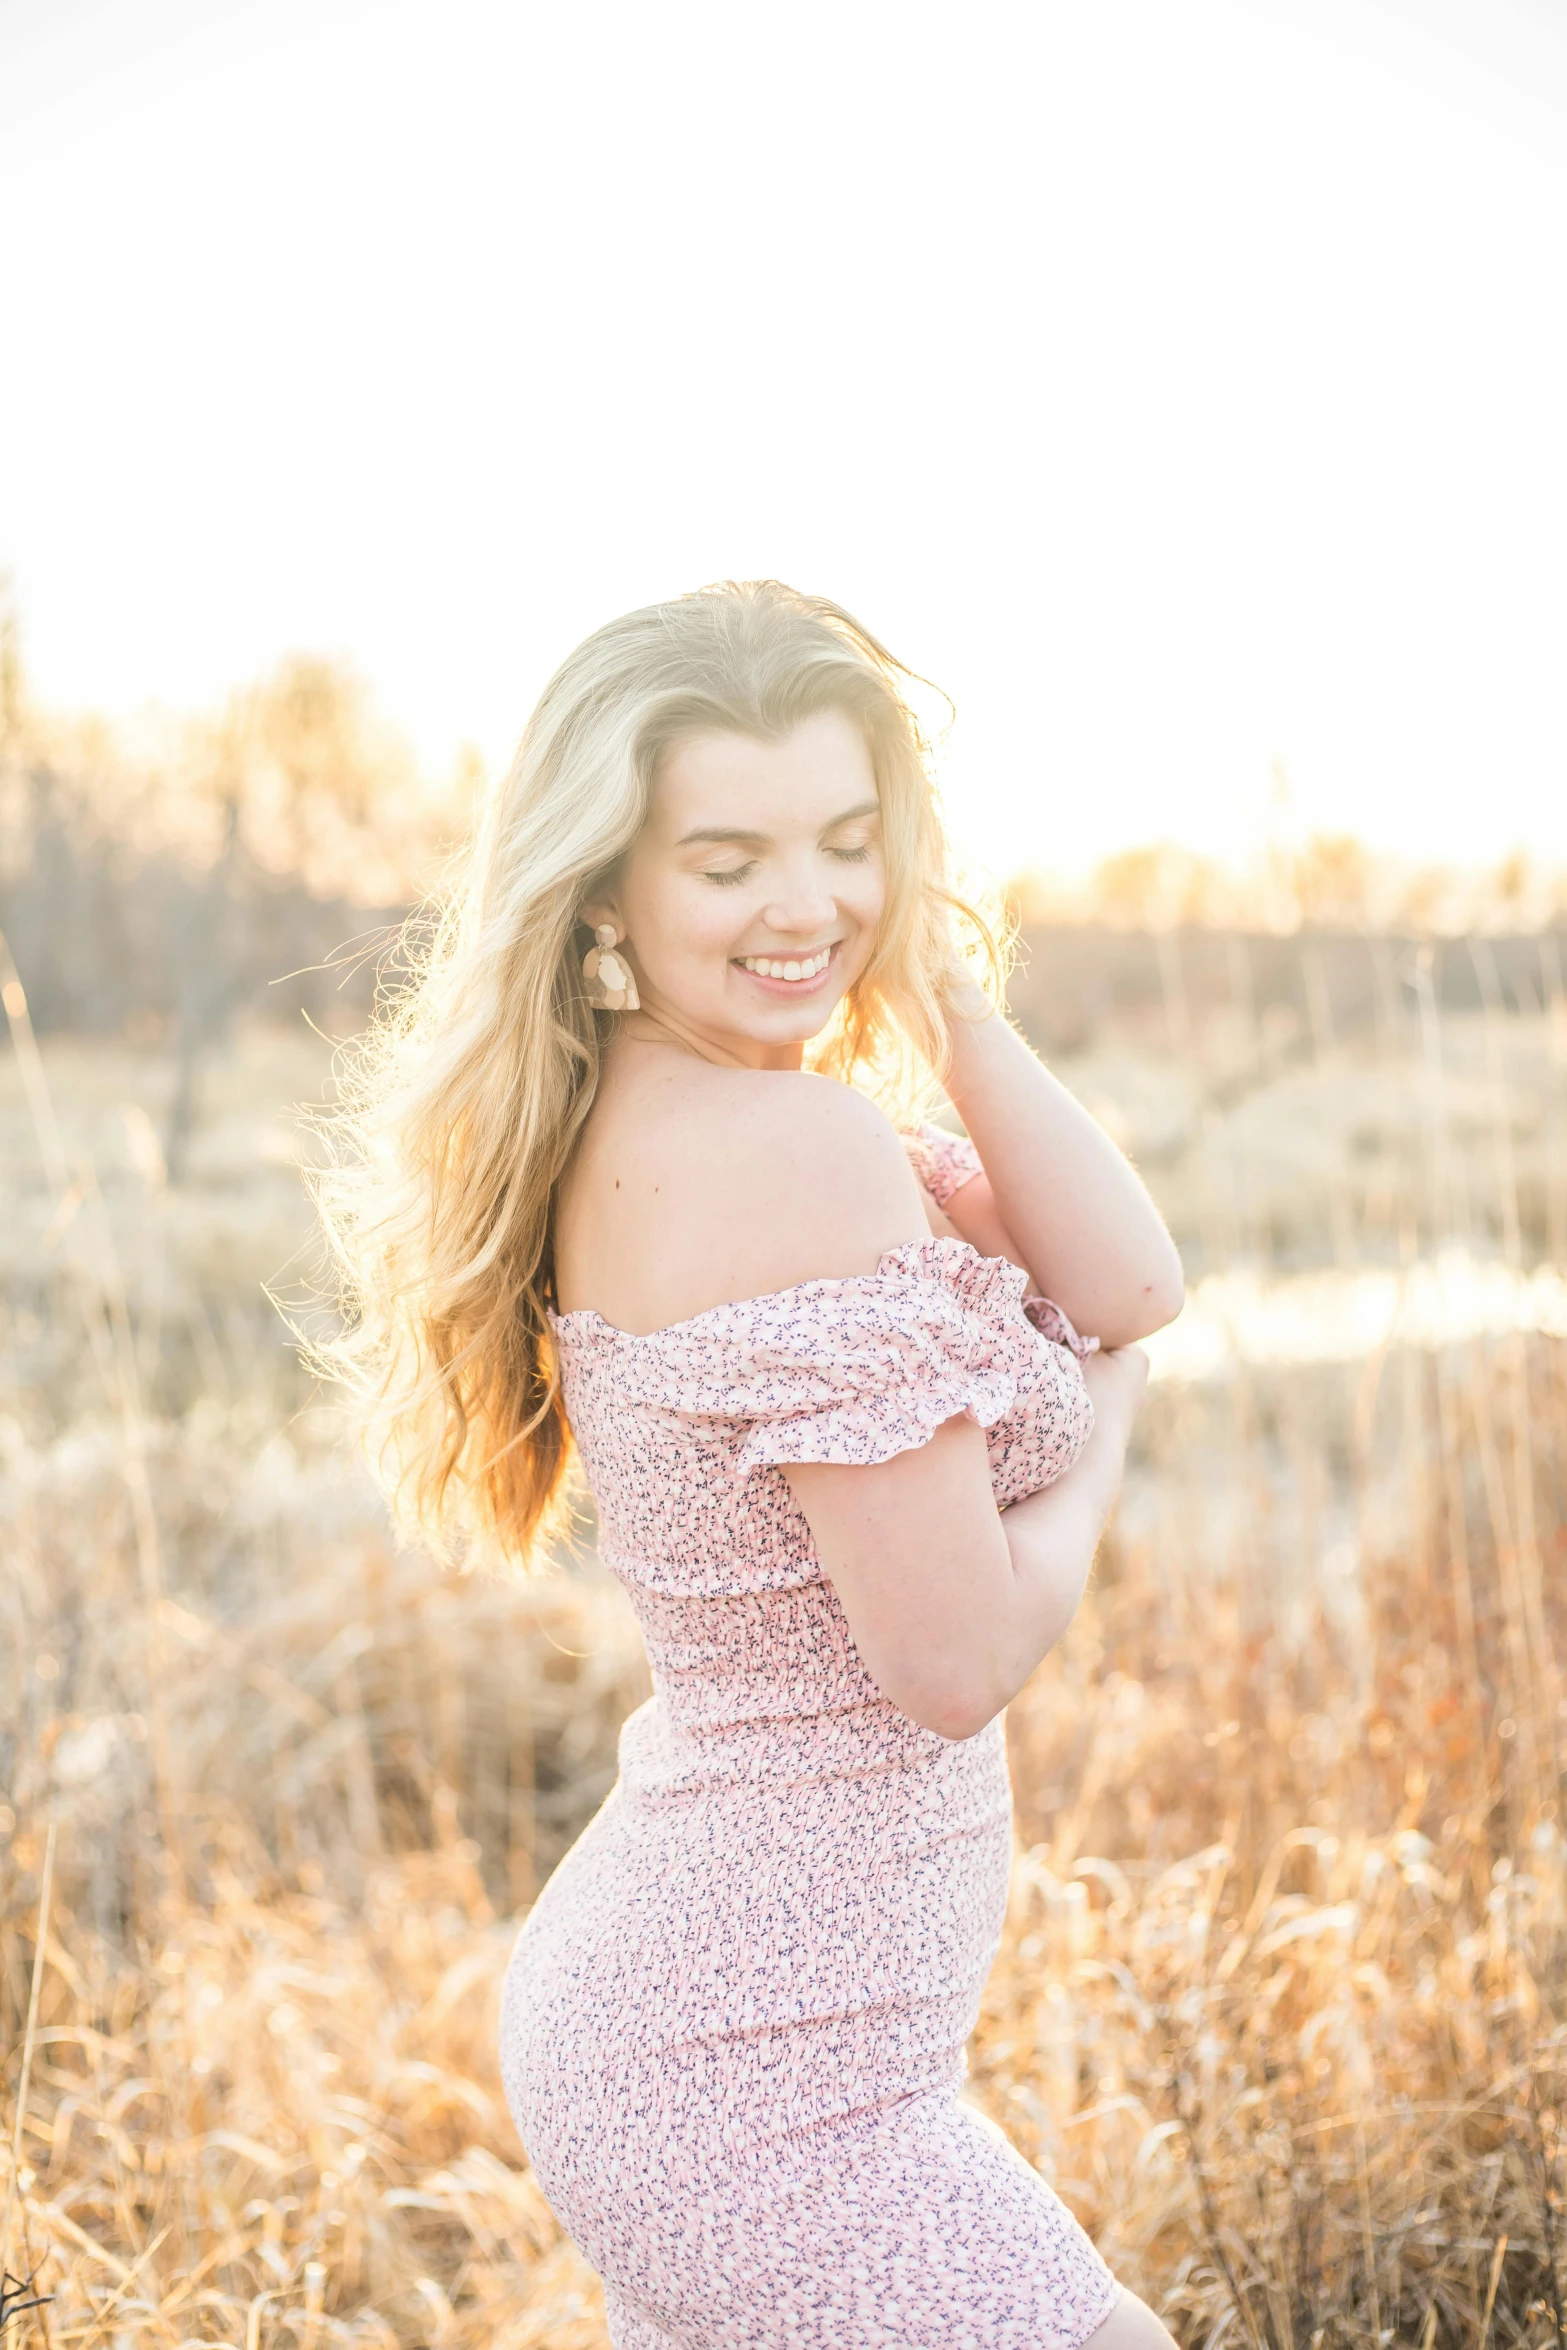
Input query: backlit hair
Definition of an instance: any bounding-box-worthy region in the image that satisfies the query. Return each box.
[310,580,1006,1562]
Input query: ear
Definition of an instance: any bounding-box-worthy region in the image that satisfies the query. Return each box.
[577,897,623,938]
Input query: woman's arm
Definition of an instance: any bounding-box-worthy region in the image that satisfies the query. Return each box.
[937,975,1184,1348]
[786,1345,1149,1741]
[680,1080,1152,1740]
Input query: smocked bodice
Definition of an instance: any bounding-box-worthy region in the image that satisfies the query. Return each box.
[547,1127,1097,1761]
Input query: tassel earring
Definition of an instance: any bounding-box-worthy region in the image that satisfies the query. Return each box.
[583,923,640,1012]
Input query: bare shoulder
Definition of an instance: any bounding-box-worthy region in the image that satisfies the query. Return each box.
[685,1065,910,1175]
[557,1057,928,1330]
[645,1067,929,1294]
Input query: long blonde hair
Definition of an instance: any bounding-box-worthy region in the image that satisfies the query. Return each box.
[311,580,1007,1563]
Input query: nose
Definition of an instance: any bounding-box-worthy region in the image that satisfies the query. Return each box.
[760,856,838,938]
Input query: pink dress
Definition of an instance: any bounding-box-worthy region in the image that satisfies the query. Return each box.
[500,1129,1122,2350]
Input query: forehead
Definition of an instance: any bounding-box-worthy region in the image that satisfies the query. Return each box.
[649,710,877,839]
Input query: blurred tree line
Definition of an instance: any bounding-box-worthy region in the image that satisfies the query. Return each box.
[1004,810,1567,1057]
[2,599,1564,1175]
[0,613,477,1173]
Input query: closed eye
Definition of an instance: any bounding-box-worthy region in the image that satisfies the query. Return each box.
[703,840,874,884]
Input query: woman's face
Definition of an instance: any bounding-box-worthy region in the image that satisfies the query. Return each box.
[589,709,887,1070]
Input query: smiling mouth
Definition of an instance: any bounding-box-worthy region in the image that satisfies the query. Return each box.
[733,945,837,988]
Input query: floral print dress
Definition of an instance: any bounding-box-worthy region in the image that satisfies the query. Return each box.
[499,1127,1122,2350]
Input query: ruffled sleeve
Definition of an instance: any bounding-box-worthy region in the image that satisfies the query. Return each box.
[550,1234,1099,1587]
[1023,1294,1099,1361]
[703,1237,1093,1477]
[901,1121,984,1210]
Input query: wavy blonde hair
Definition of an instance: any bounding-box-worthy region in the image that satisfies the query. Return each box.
[311,580,1009,1563]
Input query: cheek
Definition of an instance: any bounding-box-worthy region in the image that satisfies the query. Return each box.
[839,859,888,940]
[630,878,743,970]
[677,889,751,963]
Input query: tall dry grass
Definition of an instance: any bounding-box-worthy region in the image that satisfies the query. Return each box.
[2,938,1565,2348]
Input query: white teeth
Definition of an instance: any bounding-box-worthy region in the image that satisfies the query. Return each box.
[738,948,832,980]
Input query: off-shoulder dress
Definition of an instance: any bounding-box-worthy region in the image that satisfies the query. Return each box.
[499,1127,1122,2350]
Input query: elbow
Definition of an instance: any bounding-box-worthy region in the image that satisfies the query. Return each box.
[1141,1254,1186,1334]
[898,1672,1006,1744]
[1106,1247,1185,1346]
[921,1696,1002,1743]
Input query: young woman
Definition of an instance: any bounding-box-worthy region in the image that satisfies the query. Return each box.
[320,581,1184,2350]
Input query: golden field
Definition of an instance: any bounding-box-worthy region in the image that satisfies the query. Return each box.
[3,956,1566,2350]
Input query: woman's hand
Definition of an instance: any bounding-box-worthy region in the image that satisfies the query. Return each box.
[938,956,994,1029]
[1081,1342,1150,1451]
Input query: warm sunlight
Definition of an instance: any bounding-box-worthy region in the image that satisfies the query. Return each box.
[2,0,1565,877]
[4,14,1567,2350]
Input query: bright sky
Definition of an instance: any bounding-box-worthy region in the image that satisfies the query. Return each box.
[2,0,1565,880]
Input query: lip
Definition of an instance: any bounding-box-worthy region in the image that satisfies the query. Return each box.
[731,942,841,998]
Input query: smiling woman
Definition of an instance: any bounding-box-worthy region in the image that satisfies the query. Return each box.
[310,578,1181,2350]
[582,713,884,1037]
[311,580,991,1557]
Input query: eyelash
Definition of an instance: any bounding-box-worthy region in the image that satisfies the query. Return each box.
[702,844,873,887]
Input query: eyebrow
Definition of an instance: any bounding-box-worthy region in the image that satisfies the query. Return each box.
[674,799,881,850]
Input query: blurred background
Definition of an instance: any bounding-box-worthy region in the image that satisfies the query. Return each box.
[2,4,1565,2347]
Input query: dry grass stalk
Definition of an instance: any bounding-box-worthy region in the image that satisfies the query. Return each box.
[2,1333,1561,2349]
[1,1816,55,2333]
[1,962,1564,2346]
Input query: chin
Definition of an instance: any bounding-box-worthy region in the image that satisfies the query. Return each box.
[745,993,847,1034]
